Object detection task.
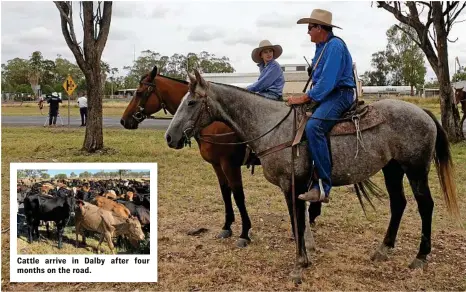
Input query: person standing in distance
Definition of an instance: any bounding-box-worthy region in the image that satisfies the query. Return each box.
[77,92,88,127]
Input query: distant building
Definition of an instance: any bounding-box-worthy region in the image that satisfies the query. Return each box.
[202,63,362,98]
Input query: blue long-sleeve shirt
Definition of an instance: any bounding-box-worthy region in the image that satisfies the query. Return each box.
[307,32,356,103]
[247,59,285,97]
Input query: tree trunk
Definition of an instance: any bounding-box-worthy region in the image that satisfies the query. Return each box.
[83,66,104,152]
[410,85,414,96]
[434,5,464,142]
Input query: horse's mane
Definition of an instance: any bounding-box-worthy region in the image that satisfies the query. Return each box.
[140,73,189,85]
[159,74,189,85]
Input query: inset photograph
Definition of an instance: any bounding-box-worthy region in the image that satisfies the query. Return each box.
[16,167,152,255]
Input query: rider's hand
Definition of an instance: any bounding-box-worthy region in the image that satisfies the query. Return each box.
[307,66,312,77]
[286,95,311,106]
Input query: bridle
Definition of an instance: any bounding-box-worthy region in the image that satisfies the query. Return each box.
[182,89,293,148]
[132,76,169,123]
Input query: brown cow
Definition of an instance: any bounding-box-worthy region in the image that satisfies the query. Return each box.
[91,196,131,218]
[75,201,145,254]
[454,87,466,128]
[102,190,118,200]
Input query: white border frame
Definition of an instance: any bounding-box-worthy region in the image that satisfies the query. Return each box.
[10,162,158,283]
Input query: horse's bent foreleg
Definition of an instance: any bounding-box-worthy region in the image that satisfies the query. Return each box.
[221,162,252,247]
[212,164,234,239]
[372,160,406,262]
[407,171,433,269]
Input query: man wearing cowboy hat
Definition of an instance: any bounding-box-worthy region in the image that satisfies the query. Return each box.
[246,40,285,100]
[287,9,356,203]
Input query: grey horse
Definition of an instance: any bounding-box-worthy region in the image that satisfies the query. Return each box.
[165,70,460,283]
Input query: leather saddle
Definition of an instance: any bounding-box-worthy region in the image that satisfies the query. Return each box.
[292,100,386,146]
[242,100,386,173]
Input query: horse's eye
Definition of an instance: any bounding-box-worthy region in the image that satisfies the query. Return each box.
[188,100,197,106]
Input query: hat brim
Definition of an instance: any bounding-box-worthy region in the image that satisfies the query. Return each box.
[251,45,283,64]
[297,17,342,29]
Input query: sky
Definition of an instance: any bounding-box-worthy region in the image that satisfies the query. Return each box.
[44,169,150,176]
[1,0,466,82]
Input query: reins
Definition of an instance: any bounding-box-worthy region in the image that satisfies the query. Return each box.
[196,107,293,145]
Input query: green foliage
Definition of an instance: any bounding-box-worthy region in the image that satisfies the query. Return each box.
[79,171,92,178]
[55,173,68,179]
[2,50,235,97]
[386,24,426,93]
[41,173,50,179]
[452,66,466,82]
[361,24,426,92]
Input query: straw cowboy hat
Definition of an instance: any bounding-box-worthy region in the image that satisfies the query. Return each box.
[297,9,342,29]
[251,40,283,64]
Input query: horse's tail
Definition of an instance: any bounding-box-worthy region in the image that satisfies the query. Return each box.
[423,109,461,221]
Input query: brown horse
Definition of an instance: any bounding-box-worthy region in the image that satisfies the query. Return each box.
[121,66,322,247]
[454,87,466,128]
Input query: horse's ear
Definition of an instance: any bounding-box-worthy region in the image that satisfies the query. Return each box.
[150,66,158,80]
[187,72,196,84]
[194,69,207,88]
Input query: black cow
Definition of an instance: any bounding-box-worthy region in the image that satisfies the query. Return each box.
[23,191,76,249]
[116,200,150,231]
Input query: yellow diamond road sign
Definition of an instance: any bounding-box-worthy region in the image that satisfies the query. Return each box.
[63,75,77,96]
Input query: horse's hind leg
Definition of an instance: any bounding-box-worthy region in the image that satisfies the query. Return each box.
[221,162,252,247]
[406,170,433,269]
[372,160,406,262]
[212,164,234,239]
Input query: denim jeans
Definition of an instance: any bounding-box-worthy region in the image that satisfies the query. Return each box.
[305,89,354,196]
[259,92,282,101]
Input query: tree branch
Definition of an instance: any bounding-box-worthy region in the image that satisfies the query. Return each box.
[443,1,458,17]
[95,1,113,60]
[446,2,466,34]
[377,1,412,25]
[54,2,78,45]
[395,24,422,47]
[418,1,431,9]
[54,1,87,72]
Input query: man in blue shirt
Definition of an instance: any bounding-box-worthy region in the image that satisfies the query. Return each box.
[246,40,285,100]
[287,9,356,202]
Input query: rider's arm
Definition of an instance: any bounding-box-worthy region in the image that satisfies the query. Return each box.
[307,41,345,103]
[246,62,282,93]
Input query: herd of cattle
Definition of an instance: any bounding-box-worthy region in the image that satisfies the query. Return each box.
[17,178,151,254]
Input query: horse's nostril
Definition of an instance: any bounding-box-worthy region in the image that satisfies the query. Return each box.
[166,134,172,143]
[120,119,125,127]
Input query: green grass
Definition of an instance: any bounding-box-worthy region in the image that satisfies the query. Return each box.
[2,99,466,290]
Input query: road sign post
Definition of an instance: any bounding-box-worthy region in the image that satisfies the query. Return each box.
[62,75,77,127]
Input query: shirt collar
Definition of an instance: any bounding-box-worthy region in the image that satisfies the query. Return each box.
[258,59,275,69]
[316,31,334,48]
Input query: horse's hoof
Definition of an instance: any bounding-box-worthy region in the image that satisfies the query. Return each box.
[289,267,303,284]
[217,229,232,239]
[371,245,391,262]
[236,238,250,248]
[409,258,427,270]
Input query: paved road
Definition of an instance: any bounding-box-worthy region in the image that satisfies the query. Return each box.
[2,115,465,133]
[1,115,172,129]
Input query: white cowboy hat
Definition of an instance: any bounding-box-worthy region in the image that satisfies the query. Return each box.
[251,40,283,64]
[297,9,342,29]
